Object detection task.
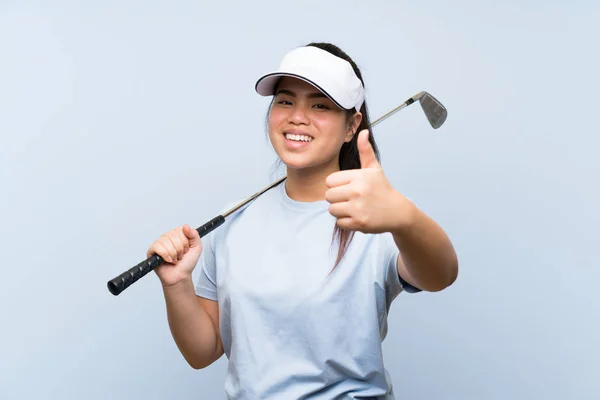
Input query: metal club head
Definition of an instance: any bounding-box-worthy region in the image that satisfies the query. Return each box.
[370,90,448,130]
[414,91,447,129]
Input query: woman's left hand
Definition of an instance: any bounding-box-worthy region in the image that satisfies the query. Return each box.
[325,129,416,234]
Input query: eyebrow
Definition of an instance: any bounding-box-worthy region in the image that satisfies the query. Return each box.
[275,89,328,99]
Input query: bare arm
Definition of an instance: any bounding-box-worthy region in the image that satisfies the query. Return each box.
[163,277,224,369]
[321,131,457,291]
[391,200,458,292]
[149,224,224,369]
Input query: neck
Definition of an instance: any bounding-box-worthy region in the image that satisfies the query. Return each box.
[284,158,340,202]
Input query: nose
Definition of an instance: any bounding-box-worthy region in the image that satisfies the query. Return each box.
[288,103,310,125]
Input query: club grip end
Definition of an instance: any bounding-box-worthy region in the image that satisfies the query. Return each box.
[107,253,164,296]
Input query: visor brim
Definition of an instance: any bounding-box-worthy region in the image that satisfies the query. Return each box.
[255,72,352,111]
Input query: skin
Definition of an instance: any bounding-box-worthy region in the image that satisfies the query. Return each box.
[267,77,361,202]
[147,76,458,370]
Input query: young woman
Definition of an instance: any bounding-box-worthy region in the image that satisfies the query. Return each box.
[148,42,458,399]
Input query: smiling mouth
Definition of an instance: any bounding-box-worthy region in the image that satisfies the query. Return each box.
[284,132,314,142]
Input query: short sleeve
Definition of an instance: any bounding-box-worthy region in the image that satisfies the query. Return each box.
[194,229,218,300]
[382,233,403,309]
[381,232,422,308]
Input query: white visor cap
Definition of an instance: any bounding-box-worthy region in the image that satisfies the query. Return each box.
[255,46,365,112]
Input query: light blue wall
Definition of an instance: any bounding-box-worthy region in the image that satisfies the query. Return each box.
[1,1,598,399]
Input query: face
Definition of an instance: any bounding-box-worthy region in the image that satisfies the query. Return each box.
[268,77,361,173]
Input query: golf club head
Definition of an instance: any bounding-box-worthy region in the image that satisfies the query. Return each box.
[416,92,447,129]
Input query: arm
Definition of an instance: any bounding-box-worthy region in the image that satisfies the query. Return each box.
[390,196,458,292]
[322,130,458,291]
[163,278,224,369]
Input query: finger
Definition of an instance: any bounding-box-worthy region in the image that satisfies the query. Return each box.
[325,169,361,188]
[183,224,201,249]
[328,202,352,219]
[174,226,190,256]
[357,130,379,169]
[181,230,190,255]
[325,185,354,203]
[335,217,356,230]
[167,230,185,260]
[158,236,178,264]
[152,240,175,264]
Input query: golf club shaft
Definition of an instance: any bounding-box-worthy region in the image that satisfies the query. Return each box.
[370,91,424,128]
[107,93,425,296]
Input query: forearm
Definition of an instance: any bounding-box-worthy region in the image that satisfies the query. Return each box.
[162,278,220,369]
[391,200,458,292]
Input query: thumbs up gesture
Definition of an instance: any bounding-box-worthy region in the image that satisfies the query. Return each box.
[325,129,414,234]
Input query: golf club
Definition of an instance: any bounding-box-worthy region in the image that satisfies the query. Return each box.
[107,91,448,296]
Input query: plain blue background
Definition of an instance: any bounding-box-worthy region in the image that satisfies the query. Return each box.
[1,1,599,399]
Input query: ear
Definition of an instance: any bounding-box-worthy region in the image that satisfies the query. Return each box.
[344,111,363,143]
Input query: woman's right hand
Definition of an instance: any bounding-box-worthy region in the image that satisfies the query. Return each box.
[147,224,203,288]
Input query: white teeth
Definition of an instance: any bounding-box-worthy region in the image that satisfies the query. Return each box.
[285,133,313,142]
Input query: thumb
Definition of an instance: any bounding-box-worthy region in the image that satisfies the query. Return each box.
[357,129,379,169]
[183,224,202,249]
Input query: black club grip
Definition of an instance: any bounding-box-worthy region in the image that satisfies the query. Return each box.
[107,215,226,296]
[196,215,225,238]
[107,253,164,296]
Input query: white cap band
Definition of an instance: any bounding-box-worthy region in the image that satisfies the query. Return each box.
[255,46,365,112]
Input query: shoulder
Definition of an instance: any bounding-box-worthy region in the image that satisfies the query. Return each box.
[208,180,284,240]
[221,180,285,222]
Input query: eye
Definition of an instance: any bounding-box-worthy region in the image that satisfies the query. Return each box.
[277,99,292,105]
[313,103,331,110]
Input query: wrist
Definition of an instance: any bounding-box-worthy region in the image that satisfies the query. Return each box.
[388,191,418,237]
[161,275,194,293]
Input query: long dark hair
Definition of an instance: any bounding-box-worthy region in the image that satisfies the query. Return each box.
[266,42,381,270]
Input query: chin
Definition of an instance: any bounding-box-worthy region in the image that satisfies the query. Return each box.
[279,153,340,174]
[278,153,315,170]
[270,137,340,173]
